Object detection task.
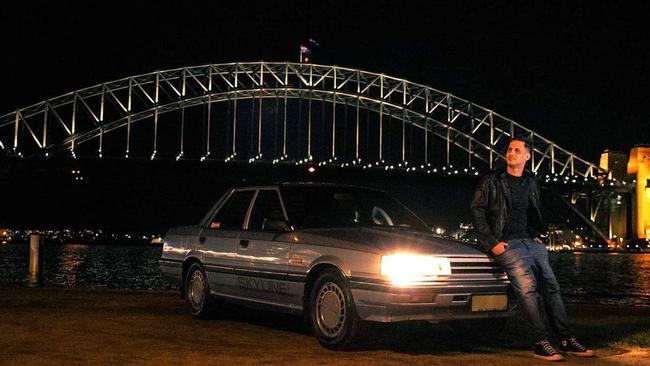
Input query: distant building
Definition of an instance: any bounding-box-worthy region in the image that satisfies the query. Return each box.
[547,225,584,251]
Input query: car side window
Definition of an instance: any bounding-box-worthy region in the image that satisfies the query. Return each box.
[209,191,254,230]
[248,190,285,231]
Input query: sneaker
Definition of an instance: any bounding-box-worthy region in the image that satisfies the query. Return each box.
[559,337,594,357]
[534,340,564,361]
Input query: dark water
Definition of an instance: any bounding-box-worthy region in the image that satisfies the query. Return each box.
[0,243,175,290]
[1,243,649,307]
[548,252,650,308]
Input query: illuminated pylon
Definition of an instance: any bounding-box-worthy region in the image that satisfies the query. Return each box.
[627,145,650,238]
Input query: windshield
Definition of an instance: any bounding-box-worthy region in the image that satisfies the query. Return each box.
[280,186,429,231]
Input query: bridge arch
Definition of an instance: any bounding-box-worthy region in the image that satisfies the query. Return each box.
[0,61,600,177]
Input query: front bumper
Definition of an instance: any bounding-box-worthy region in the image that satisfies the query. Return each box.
[350,280,515,322]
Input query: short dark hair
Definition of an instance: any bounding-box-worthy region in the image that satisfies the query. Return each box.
[508,137,531,153]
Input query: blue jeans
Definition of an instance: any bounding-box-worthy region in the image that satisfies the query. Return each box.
[495,238,572,343]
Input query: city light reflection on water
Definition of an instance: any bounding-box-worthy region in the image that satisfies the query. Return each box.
[0,243,649,306]
[549,252,650,307]
[0,243,176,290]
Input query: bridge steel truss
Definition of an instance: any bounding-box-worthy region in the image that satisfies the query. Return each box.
[0,62,601,178]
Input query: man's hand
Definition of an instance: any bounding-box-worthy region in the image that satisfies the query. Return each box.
[491,242,508,256]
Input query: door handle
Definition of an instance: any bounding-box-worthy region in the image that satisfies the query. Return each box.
[239,239,249,248]
[199,236,206,244]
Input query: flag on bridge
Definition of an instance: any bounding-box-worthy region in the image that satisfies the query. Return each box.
[300,45,311,63]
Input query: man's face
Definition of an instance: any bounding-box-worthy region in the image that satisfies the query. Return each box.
[506,140,531,169]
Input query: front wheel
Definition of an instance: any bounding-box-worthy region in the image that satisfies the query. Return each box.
[309,269,366,350]
[184,263,215,319]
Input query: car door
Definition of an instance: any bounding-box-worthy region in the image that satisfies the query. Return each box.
[233,189,294,306]
[200,189,255,296]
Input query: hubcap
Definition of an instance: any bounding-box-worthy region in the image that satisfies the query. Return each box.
[316,282,346,337]
[189,270,204,309]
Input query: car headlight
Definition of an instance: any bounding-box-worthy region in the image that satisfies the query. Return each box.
[380,254,451,286]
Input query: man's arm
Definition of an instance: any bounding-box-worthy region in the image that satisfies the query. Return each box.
[470,176,500,253]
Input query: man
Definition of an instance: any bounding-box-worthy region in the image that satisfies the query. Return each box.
[471,138,594,361]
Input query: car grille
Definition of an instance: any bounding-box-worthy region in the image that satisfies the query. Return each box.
[447,257,507,280]
[450,258,504,274]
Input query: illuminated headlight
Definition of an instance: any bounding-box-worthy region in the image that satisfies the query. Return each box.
[380,254,451,286]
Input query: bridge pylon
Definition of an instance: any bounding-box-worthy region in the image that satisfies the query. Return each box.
[628,145,650,239]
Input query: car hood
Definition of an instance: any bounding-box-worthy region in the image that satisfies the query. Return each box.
[295,227,487,257]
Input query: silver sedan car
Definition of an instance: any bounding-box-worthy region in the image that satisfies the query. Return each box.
[159,183,513,349]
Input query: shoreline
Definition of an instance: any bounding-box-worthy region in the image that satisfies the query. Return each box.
[1,287,648,365]
[3,240,649,253]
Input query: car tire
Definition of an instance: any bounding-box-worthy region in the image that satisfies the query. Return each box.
[184,262,214,319]
[309,268,366,350]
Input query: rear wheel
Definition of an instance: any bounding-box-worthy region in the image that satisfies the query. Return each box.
[184,263,214,318]
[309,269,365,350]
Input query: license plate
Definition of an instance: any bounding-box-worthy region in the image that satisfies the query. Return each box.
[471,294,508,312]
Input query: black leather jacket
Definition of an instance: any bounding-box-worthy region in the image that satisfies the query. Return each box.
[470,170,546,253]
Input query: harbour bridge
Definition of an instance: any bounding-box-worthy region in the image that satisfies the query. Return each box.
[0,61,645,243]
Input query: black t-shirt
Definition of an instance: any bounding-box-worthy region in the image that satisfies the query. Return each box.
[502,174,530,241]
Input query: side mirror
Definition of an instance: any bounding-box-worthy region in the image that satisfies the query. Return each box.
[262,218,292,232]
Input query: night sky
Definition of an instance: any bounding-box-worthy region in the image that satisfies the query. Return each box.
[1,2,649,231]
[2,1,648,163]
